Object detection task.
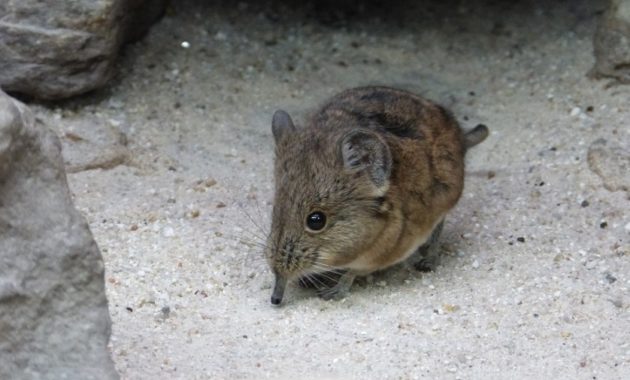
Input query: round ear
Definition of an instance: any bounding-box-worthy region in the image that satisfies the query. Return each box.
[339,130,392,192]
[271,110,296,144]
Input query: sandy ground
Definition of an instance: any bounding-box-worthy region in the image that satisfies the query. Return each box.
[29,0,629,379]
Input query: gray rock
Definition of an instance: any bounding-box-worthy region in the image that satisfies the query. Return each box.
[591,0,630,83]
[52,116,130,173]
[0,90,118,379]
[0,0,167,100]
[587,138,630,194]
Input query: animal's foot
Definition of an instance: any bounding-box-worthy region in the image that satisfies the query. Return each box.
[413,256,439,272]
[316,271,356,301]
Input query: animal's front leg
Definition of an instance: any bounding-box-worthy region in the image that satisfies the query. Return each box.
[317,270,356,300]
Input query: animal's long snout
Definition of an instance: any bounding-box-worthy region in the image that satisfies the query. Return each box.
[270,273,287,306]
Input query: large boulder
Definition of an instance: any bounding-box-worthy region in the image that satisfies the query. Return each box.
[0,90,118,379]
[0,0,167,100]
[591,0,630,83]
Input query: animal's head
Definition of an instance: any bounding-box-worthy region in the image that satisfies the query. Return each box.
[266,110,393,304]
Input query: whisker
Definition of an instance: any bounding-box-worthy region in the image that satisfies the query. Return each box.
[251,196,271,230]
[235,201,270,242]
[310,260,344,274]
[240,234,268,250]
[236,223,269,246]
[299,272,326,290]
[305,266,345,285]
[309,264,343,275]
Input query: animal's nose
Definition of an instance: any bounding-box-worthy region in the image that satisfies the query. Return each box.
[271,273,287,306]
[271,294,282,305]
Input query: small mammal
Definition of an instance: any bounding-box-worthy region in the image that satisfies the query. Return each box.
[266,86,488,305]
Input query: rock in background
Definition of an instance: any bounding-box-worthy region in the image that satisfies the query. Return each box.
[0,0,168,100]
[591,0,630,83]
[55,115,130,174]
[588,138,630,195]
[0,90,118,379]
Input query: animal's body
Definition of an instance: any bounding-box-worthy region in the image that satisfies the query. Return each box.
[266,86,488,305]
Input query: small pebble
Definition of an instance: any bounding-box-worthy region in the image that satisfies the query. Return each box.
[570,107,581,117]
[181,41,190,48]
[580,200,589,207]
[517,237,525,243]
[600,222,608,229]
[160,306,171,319]
[457,353,467,363]
[443,304,460,313]
[472,260,480,269]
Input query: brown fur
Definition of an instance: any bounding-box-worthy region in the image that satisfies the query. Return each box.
[266,86,488,305]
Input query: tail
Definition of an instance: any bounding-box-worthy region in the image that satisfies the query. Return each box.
[464,124,489,148]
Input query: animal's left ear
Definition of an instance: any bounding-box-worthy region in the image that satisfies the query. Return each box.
[271,110,296,144]
[339,130,392,193]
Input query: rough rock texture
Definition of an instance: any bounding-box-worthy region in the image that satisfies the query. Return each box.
[591,0,630,83]
[0,90,118,379]
[55,116,130,174]
[0,0,167,100]
[588,138,630,194]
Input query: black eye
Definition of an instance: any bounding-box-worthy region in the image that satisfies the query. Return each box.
[306,212,327,231]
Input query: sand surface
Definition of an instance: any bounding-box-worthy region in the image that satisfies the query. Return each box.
[30,0,628,379]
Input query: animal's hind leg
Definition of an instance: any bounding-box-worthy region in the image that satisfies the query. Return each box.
[408,220,444,272]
